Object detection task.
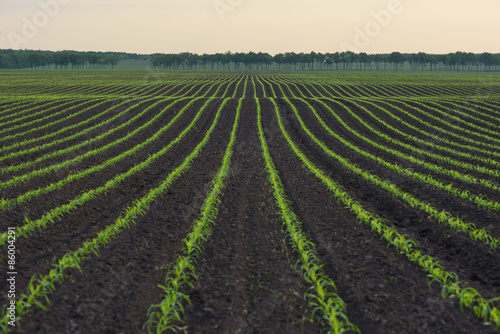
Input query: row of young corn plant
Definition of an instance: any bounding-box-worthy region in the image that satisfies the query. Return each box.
[348,98,500,170]
[390,99,500,151]
[0,99,63,122]
[270,75,465,101]
[52,84,116,98]
[259,76,278,98]
[0,97,218,243]
[317,98,500,186]
[256,95,360,334]
[308,98,500,212]
[294,80,327,98]
[328,84,364,99]
[0,98,98,131]
[139,78,201,98]
[0,98,92,135]
[0,98,161,165]
[468,100,500,117]
[133,85,173,98]
[173,76,228,99]
[318,84,392,98]
[0,97,232,333]
[144,95,244,333]
[155,75,239,100]
[203,75,240,98]
[72,82,170,97]
[282,76,327,99]
[373,84,418,98]
[264,75,324,99]
[360,99,500,160]
[267,96,500,332]
[282,97,499,248]
[0,100,34,114]
[115,84,163,98]
[315,81,465,99]
[37,84,102,97]
[436,100,500,125]
[268,77,303,98]
[173,74,242,99]
[96,84,147,97]
[194,76,231,98]
[320,84,357,98]
[0,78,238,183]
[358,84,394,98]
[119,84,162,97]
[416,100,500,138]
[300,82,498,168]
[0,99,105,144]
[0,98,190,181]
[253,74,268,98]
[295,74,490,102]
[0,77,237,157]
[145,76,213,97]
[0,100,186,190]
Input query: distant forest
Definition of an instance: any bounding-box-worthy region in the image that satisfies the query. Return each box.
[1,49,500,72]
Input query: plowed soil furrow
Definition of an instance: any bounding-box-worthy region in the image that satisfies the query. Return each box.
[183,99,322,334]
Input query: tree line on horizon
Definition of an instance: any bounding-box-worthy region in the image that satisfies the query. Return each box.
[0,49,129,70]
[1,49,499,72]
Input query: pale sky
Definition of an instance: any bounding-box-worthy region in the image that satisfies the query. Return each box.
[0,0,499,55]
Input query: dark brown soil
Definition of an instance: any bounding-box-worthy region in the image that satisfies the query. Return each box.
[1,75,499,334]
